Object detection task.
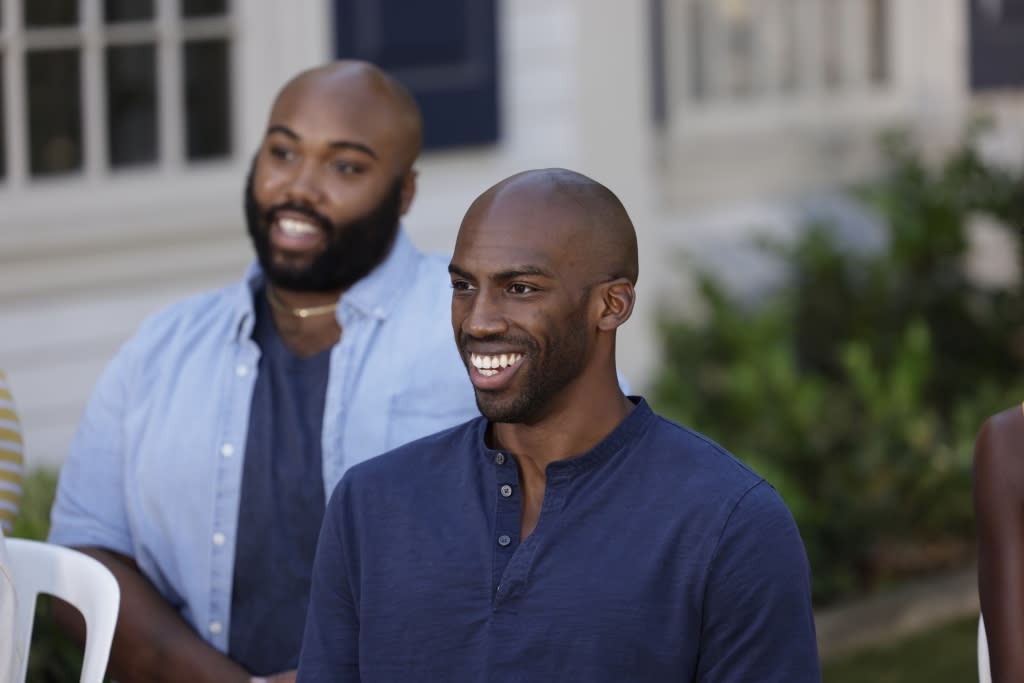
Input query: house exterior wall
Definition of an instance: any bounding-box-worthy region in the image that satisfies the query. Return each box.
[1,0,659,468]
[1,0,1015,468]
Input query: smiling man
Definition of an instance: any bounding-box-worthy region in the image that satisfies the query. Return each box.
[47,62,478,683]
[296,169,821,682]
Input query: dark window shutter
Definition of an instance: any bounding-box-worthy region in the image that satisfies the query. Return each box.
[333,0,499,149]
[970,0,1024,90]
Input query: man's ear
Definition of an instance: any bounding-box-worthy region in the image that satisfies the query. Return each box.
[399,169,418,216]
[595,278,635,331]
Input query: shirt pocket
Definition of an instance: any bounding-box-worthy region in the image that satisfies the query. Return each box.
[387,382,478,451]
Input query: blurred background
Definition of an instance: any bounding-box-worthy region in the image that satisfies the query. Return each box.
[2,0,1023,679]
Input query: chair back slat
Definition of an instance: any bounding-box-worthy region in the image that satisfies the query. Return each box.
[6,539,120,683]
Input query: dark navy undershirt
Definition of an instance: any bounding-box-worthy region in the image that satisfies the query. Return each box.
[230,288,330,675]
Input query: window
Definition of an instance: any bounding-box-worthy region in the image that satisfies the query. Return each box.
[970,0,1024,90]
[654,0,900,137]
[334,0,499,149]
[0,0,234,186]
[652,0,904,204]
[668,0,890,106]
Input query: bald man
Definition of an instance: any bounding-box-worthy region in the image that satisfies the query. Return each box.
[48,62,478,682]
[297,169,821,682]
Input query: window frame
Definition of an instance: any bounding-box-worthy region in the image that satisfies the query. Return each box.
[0,0,237,190]
[657,0,904,141]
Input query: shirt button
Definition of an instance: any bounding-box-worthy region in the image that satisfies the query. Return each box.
[212,532,226,546]
[494,453,506,465]
[498,534,511,547]
[220,443,234,457]
[500,484,513,498]
[235,364,249,377]
[209,621,223,634]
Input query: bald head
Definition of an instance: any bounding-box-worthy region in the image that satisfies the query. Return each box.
[465,168,639,285]
[271,60,423,168]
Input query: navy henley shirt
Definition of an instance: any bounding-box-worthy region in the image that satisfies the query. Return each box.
[297,398,821,682]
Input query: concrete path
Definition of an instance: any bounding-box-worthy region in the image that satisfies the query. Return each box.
[816,565,979,659]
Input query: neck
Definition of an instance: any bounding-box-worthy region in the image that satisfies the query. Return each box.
[264,286,344,359]
[491,377,634,475]
[266,286,342,319]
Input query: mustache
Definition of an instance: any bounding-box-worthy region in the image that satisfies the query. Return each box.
[263,202,333,233]
[458,332,537,351]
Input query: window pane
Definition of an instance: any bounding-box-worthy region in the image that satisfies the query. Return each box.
[779,0,799,91]
[182,0,227,17]
[105,0,154,22]
[822,0,842,88]
[688,0,706,99]
[0,55,5,181]
[868,0,889,85]
[27,50,82,176]
[720,0,755,97]
[184,39,230,160]
[24,0,78,27]
[107,44,157,167]
[1008,0,1024,22]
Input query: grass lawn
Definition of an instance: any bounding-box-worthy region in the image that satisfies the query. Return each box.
[823,615,979,683]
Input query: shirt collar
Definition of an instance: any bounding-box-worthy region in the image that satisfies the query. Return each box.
[227,227,421,341]
[338,229,419,321]
[475,396,656,477]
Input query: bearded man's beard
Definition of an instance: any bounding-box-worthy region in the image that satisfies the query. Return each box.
[244,161,404,292]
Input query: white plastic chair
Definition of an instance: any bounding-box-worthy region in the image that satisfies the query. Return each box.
[6,539,120,683]
[979,614,992,683]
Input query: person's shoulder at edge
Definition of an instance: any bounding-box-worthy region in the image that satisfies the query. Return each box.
[974,403,1024,493]
[975,404,1024,460]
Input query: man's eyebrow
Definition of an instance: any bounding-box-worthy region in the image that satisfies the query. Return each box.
[448,264,474,279]
[265,124,378,159]
[448,264,554,281]
[493,266,555,280]
[328,140,378,159]
[266,124,299,140]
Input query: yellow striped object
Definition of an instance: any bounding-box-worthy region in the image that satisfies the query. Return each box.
[0,371,24,535]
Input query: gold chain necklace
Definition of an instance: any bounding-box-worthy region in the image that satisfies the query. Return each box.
[266,288,340,319]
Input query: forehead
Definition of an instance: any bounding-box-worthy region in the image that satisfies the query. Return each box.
[267,76,402,147]
[453,193,588,276]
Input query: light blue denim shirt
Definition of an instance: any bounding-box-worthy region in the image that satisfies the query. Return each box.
[49,230,479,651]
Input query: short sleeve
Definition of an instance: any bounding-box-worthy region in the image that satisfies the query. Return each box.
[48,344,135,556]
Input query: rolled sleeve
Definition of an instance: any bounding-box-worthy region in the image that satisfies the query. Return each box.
[48,345,134,556]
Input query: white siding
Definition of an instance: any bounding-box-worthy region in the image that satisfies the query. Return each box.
[1,0,1016,470]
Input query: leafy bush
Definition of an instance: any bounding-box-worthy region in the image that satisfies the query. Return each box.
[652,128,1024,604]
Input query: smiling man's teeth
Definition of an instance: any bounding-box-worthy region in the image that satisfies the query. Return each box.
[279,217,318,236]
[470,352,523,376]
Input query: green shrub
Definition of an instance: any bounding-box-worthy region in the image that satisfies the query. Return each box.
[652,128,1024,604]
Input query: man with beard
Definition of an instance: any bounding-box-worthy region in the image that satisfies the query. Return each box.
[47,61,478,682]
[296,169,821,682]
